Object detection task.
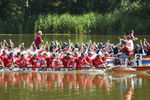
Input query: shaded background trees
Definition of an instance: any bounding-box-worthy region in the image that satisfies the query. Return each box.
[0,0,149,34]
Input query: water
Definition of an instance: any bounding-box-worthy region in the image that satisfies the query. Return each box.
[0,72,150,100]
[0,34,150,48]
[0,34,150,100]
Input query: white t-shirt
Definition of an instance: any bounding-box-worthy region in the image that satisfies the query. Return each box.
[127,40,134,51]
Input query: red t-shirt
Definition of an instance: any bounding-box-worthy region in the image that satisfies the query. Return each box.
[0,54,7,61]
[85,56,92,63]
[45,57,61,67]
[29,57,39,67]
[92,58,103,67]
[35,34,42,47]
[3,57,14,67]
[45,57,54,67]
[75,57,86,67]
[52,60,62,67]
[14,55,20,61]
[16,58,28,67]
[26,56,32,63]
[61,56,73,67]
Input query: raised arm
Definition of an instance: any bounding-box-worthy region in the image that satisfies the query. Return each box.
[9,39,14,48]
[28,42,35,51]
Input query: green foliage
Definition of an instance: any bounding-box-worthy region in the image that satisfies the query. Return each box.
[35,13,97,34]
[0,0,150,34]
[34,12,150,34]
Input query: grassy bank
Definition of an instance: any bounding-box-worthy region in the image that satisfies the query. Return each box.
[0,12,150,34]
[34,12,150,34]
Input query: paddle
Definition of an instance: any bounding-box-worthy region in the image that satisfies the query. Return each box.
[14,58,31,69]
[0,66,4,70]
[85,40,92,54]
[39,66,47,71]
[20,64,30,69]
[9,67,15,70]
[55,61,73,71]
[38,58,47,71]
[5,61,16,71]
[104,52,115,71]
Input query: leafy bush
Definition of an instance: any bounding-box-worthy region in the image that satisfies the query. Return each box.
[34,12,150,34]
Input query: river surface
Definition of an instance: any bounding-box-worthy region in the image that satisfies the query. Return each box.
[0,34,150,100]
[0,34,150,48]
[0,71,150,100]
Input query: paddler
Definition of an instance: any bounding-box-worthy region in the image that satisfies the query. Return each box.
[14,52,21,61]
[38,53,47,67]
[91,54,106,68]
[15,54,28,67]
[144,38,150,56]
[61,53,73,67]
[118,35,134,66]
[51,53,62,67]
[44,53,53,67]
[85,52,93,64]
[74,53,90,68]
[45,53,62,67]
[3,52,14,68]
[29,54,39,67]
[0,50,7,61]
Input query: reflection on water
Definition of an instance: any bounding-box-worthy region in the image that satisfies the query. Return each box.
[0,72,113,93]
[0,72,149,100]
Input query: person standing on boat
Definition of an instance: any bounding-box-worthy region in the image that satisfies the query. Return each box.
[121,35,134,65]
[126,36,134,56]
[35,31,43,49]
[129,30,138,41]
